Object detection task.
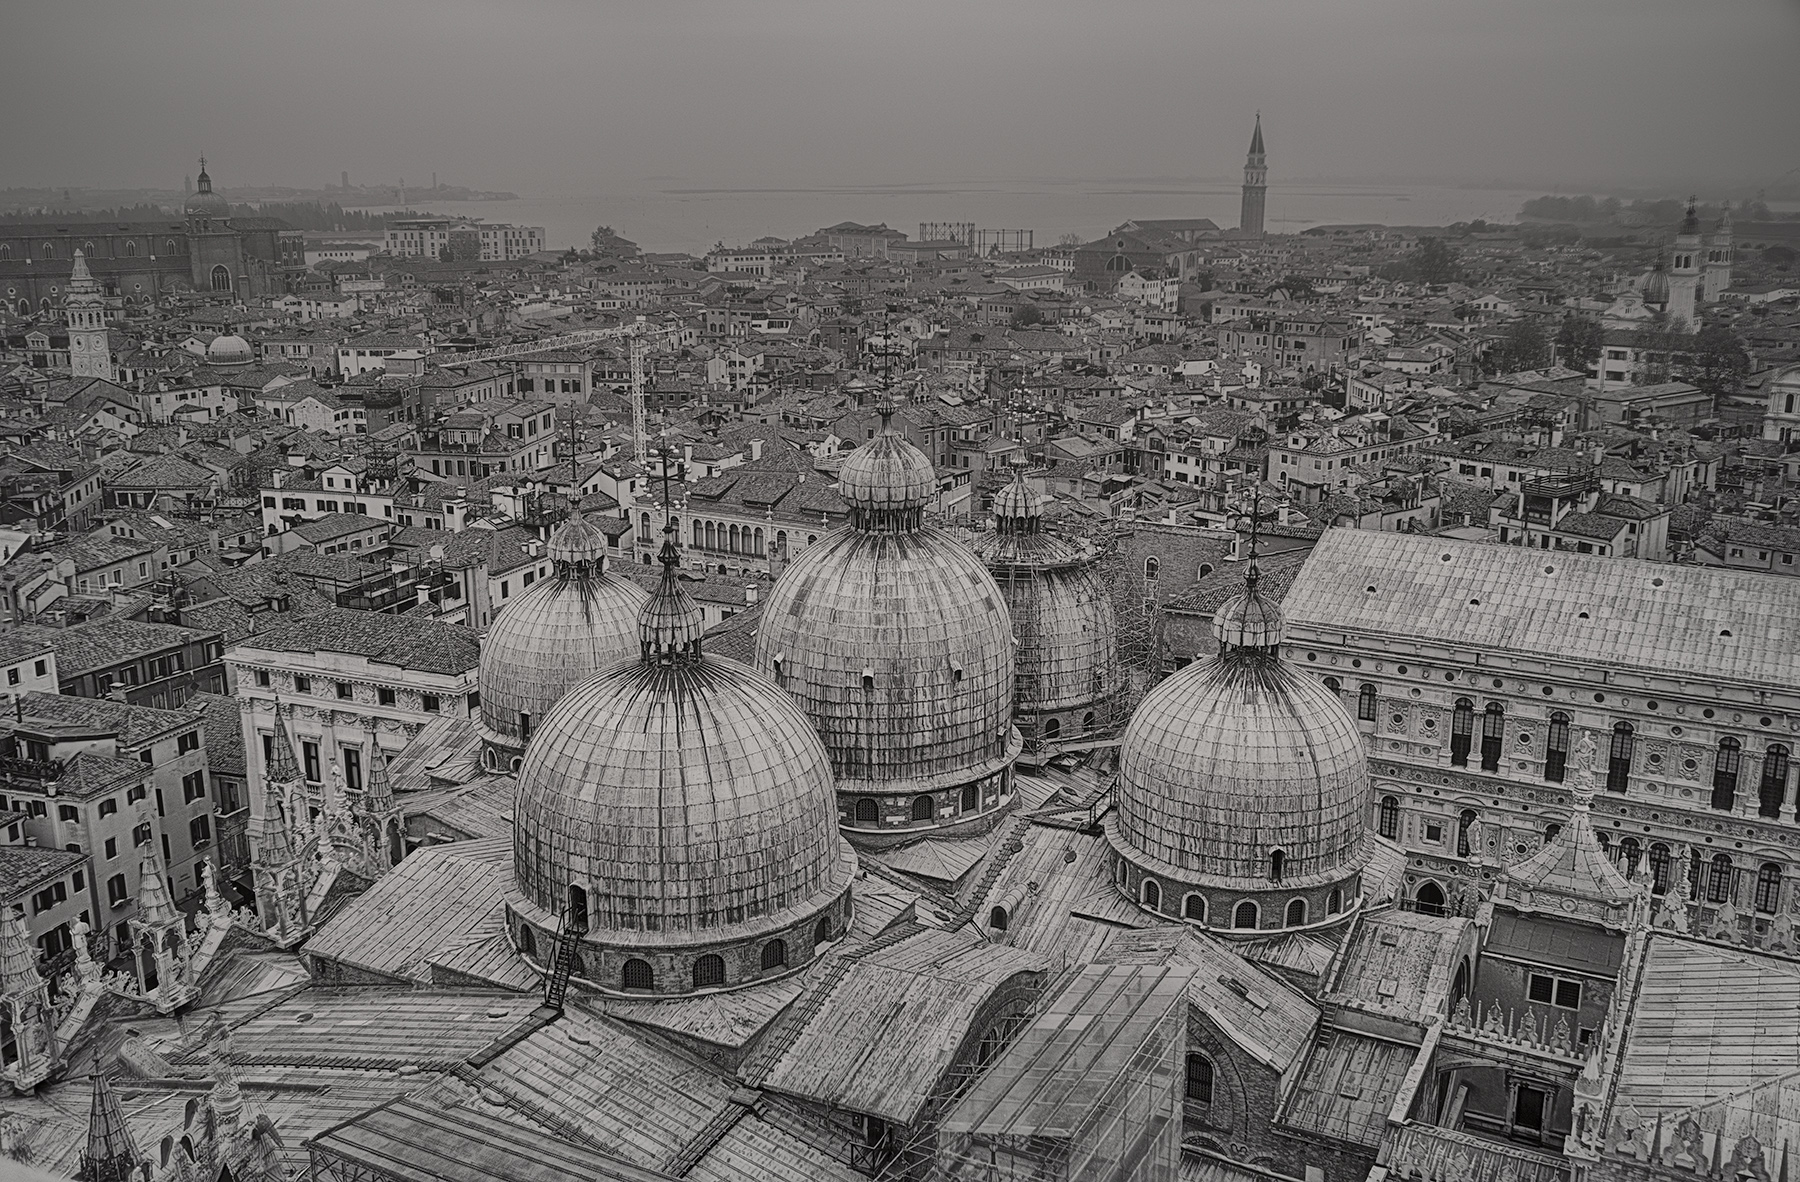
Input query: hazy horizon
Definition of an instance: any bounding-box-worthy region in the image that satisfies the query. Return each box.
[4,0,1797,201]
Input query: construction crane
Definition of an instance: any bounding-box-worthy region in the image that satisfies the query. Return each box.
[456,317,680,466]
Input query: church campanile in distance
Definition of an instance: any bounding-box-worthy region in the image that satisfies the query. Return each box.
[1240,113,1267,236]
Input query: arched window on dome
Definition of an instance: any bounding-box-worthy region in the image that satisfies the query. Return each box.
[1357,684,1377,722]
[1185,1054,1214,1104]
[762,939,787,970]
[1414,881,1446,917]
[1713,737,1742,811]
[1183,893,1205,922]
[1450,699,1474,766]
[621,959,654,991]
[988,906,1009,933]
[517,924,537,959]
[1043,717,1061,740]
[1144,556,1159,579]
[1327,887,1343,915]
[1755,864,1783,915]
[1760,744,1790,819]
[1544,712,1570,782]
[1285,898,1307,927]
[1479,703,1504,771]
[1707,854,1734,905]
[210,265,231,292]
[1141,879,1161,910]
[1648,843,1671,895]
[911,795,935,823]
[693,954,725,989]
[814,915,833,947]
[1377,795,1399,840]
[567,884,588,931]
[1233,901,1258,930]
[1457,809,1478,858]
[1608,721,1635,793]
[854,797,879,825]
[1268,849,1285,884]
[1116,859,1129,888]
[518,712,532,743]
[1083,710,1096,732]
[961,783,978,813]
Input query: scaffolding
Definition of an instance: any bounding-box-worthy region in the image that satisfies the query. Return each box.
[931,963,1193,1182]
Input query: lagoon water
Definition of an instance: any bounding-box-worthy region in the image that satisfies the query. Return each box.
[355,178,1548,256]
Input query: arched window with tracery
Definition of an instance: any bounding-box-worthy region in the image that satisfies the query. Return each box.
[1708,854,1735,905]
[1760,744,1790,819]
[1144,556,1159,580]
[1755,863,1783,915]
[1377,795,1399,840]
[1450,699,1474,766]
[1414,881,1446,917]
[1607,721,1634,793]
[1648,843,1671,895]
[1358,684,1377,722]
[1544,712,1570,782]
[1713,737,1742,811]
[1479,703,1504,771]
[210,264,231,292]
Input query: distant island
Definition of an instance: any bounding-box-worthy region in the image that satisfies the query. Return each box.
[0,178,518,219]
[1518,193,1799,225]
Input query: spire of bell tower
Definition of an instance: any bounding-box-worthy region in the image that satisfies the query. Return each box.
[1240,113,1267,238]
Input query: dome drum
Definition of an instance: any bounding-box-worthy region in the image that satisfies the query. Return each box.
[1109,846,1361,937]
[838,762,1017,848]
[503,875,853,998]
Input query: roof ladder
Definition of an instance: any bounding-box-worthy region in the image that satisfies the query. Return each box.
[541,897,588,1014]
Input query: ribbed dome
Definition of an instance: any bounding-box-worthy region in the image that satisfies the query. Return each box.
[1643,262,1670,307]
[206,334,252,365]
[511,559,854,946]
[1212,586,1284,650]
[838,412,937,530]
[478,518,648,757]
[990,473,1046,525]
[756,529,1018,799]
[548,510,609,566]
[1110,586,1368,891]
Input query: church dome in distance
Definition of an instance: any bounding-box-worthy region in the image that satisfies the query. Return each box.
[185,159,230,218]
[508,538,855,995]
[205,334,253,365]
[477,511,649,766]
[1107,569,1368,933]
[1643,261,1671,308]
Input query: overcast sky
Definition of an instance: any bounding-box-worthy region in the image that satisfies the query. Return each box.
[4,0,1796,197]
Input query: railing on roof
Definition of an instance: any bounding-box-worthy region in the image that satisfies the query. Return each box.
[0,754,64,783]
[1520,468,1597,499]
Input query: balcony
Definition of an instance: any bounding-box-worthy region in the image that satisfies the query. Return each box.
[1519,469,1597,499]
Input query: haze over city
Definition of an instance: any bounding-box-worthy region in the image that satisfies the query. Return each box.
[4,0,1797,199]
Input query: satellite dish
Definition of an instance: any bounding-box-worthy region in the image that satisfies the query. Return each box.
[430,543,445,562]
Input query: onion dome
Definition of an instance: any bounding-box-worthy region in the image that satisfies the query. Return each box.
[1106,567,1368,934]
[477,511,649,768]
[1642,261,1670,308]
[205,334,253,365]
[185,159,230,219]
[755,409,1020,843]
[974,468,1125,745]
[508,534,855,996]
[1679,195,1701,237]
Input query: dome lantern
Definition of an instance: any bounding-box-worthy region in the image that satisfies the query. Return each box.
[837,405,936,533]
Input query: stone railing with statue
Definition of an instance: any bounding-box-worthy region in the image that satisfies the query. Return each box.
[1444,994,1594,1069]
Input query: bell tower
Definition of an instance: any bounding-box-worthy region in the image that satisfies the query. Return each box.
[1704,201,1733,303]
[1240,113,1267,237]
[1668,196,1702,332]
[64,251,111,381]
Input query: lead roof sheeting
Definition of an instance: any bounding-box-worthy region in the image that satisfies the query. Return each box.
[1282,529,1800,690]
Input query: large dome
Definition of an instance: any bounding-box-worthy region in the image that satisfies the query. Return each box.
[973,470,1124,745]
[508,542,855,995]
[1106,577,1368,933]
[205,334,253,365]
[477,512,649,766]
[185,162,230,218]
[755,410,1019,842]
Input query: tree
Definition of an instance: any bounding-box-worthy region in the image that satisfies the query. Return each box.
[1272,274,1316,299]
[1488,319,1548,375]
[1011,304,1043,328]
[1413,237,1461,285]
[1677,323,1751,403]
[1056,232,1082,247]
[1763,245,1796,269]
[1556,315,1605,372]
